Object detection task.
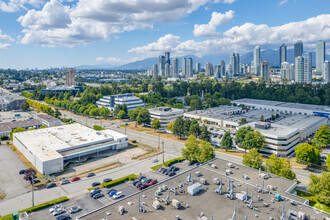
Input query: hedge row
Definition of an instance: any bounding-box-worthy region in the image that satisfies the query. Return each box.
[151,157,185,170]
[0,196,69,220]
[88,174,138,191]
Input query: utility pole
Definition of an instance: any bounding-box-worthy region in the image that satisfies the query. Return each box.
[125,123,127,135]
[162,141,165,164]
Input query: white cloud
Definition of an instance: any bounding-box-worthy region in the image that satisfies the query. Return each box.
[0,29,13,49]
[193,10,234,37]
[96,57,138,65]
[17,0,227,47]
[279,0,288,6]
[0,0,43,12]
[129,14,330,57]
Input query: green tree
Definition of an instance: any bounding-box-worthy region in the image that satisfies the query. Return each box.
[184,119,191,136]
[307,172,330,205]
[93,125,105,130]
[128,108,140,121]
[173,116,185,138]
[89,108,99,117]
[326,154,330,171]
[313,124,330,149]
[100,107,111,119]
[151,118,161,131]
[295,143,321,165]
[265,154,296,180]
[260,115,265,122]
[141,82,149,92]
[39,125,48,129]
[117,110,126,119]
[189,98,202,110]
[235,126,254,146]
[182,135,200,162]
[199,125,210,142]
[198,140,215,163]
[235,126,265,152]
[54,108,61,118]
[239,118,247,125]
[221,131,232,151]
[21,101,29,111]
[242,148,263,169]
[189,120,200,137]
[167,121,175,132]
[136,108,150,125]
[10,127,26,140]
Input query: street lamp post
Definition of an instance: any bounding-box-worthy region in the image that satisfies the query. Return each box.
[125,123,128,135]
[162,141,165,164]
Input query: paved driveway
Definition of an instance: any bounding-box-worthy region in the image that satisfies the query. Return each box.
[0,144,29,200]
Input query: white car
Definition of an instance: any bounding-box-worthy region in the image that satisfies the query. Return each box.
[52,208,65,216]
[49,204,62,213]
[113,191,123,199]
[69,205,81,214]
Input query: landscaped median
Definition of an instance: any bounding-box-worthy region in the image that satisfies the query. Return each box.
[151,157,185,171]
[88,174,138,191]
[0,196,69,220]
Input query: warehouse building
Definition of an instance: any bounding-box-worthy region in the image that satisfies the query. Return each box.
[96,93,144,112]
[0,92,26,111]
[240,122,300,157]
[149,107,184,130]
[13,124,128,174]
[232,98,330,118]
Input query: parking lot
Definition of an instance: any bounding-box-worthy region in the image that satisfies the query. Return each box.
[209,128,226,147]
[0,143,29,200]
[29,161,191,220]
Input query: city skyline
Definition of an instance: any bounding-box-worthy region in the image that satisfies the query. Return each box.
[0,0,330,69]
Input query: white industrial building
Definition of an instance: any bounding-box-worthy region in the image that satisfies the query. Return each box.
[232,98,330,118]
[96,93,144,112]
[13,124,128,174]
[240,122,300,157]
[149,107,184,130]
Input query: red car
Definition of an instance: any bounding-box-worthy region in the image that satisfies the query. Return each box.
[148,179,158,186]
[71,177,80,182]
[138,183,149,190]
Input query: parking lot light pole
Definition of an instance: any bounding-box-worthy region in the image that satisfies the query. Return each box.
[162,141,165,164]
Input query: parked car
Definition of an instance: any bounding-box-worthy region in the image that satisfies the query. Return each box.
[169,166,179,171]
[91,187,100,193]
[46,183,56,189]
[19,169,25,175]
[71,177,80,182]
[103,178,112,183]
[93,193,104,199]
[113,191,123,199]
[138,176,147,181]
[158,167,165,172]
[168,172,176,177]
[87,172,95,177]
[32,178,40,184]
[209,127,214,131]
[188,161,197,166]
[90,189,101,197]
[133,180,140,186]
[69,206,81,214]
[138,183,148,190]
[152,159,159,163]
[60,179,70,185]
[149,179,158,185]
[108,190,117,197]
[145,179,153,184]
[52,208,65,216]
[91,182,101,187]
[49,205,62,213]
[164,170,171,175]
[218,134,223,138]
[56,214,71,220]
[161,168,168,174]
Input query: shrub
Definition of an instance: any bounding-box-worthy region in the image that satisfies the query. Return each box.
[88,174,138,191]
[93,125,105,131]
[131,140,137,143]
[1,136,9,141]
[151,157,184,170]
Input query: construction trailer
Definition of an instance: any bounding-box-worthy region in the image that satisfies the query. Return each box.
[187,183,201,196]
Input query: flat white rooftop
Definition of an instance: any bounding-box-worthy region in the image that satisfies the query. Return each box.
[14,124,116,162]
[241,122,299,139]
[149,107,184,115]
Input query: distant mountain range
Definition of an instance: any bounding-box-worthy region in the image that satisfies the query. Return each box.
[75,49,330,70]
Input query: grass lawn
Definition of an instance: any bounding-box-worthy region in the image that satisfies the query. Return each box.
[296,190,330,213]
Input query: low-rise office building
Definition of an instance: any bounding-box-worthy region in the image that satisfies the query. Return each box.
[149,107,184,130]
[96,93,144,112]
[232,98,330,118]
[240,122,300,157]
[13,124,128,174]
[40,85,82,96]
[36,114,61,127]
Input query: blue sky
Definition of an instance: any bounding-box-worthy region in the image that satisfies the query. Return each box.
[0,0,329,69]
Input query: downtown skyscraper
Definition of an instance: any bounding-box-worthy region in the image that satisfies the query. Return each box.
[165,52,170,66]
[230,53,240,77]
[253,46,261,75]
[186,58,193,77]
[316,40,325,74]
[158,55,165,76]
[279,44,287,67]
[294,40,303,58]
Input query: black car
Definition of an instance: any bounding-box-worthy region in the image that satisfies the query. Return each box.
[103,178,112,183]
[91,182,101,187]
[158,167,165,172]
[133,180,140,186]
[170,166,179,171]
[168,171,176,177]
[136,183,143,188]
[19,169,25,175]
[161,168,168,174]
[46,183,56,188]
[32,178,40,184]
[164,170,171,175]
[145,179,153,184]
[87,172,95,177]
[188,161,197,166]
[56,214,71,220]
[90,189,101,197]
[93,193,104,199]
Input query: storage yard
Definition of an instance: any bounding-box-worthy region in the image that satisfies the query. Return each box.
[78,158,329,220]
